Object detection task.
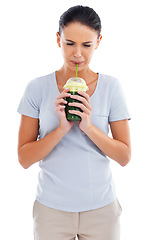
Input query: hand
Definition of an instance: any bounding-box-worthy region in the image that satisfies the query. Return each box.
[55,88,74,133]
[68,90,92,132]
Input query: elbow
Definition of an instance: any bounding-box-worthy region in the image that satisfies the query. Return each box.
[120,150,131,167]
[120,159,130,167]
[18,157,30,169]
[18,146,31,169]
[18,153,30,169]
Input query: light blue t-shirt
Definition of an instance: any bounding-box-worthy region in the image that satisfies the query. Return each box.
[17,71,130,212]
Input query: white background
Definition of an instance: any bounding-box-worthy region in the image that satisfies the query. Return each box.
[0,0,148,239]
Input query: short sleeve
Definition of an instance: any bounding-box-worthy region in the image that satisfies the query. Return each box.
[17,78,42,118]
[109,79,131,122]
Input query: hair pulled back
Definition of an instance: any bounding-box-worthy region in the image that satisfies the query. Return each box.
[59,5,102,38]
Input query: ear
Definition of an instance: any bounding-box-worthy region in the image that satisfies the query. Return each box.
[95,35,102,50]
[56,32,61,48]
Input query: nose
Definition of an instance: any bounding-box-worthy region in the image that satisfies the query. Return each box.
[73,46,82,58]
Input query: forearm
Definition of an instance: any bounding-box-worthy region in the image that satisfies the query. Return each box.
[18,127,67,169]
[85,124,131,166]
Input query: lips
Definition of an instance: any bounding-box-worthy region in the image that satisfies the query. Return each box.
[70,60,84,66]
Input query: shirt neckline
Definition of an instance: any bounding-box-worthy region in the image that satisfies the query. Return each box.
[53,71,100,99]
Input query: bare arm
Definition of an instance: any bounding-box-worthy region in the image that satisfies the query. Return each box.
[65,90,131,166]
[17,88,74,169]
[84,119,131,166]
[17,115,67,169]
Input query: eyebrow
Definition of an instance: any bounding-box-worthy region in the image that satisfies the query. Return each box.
[65,39,93,44]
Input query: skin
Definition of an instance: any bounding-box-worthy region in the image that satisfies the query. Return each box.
[18,22,131,169]
[55,22,102,132]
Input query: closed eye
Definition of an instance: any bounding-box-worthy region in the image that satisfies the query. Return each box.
[66,43,91,47]
[66,43,74,46]
[83,44,91,47]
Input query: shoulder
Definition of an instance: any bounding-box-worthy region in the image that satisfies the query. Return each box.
[26,72,55,92]
[98,73,121,95]
[99,73,119,87]
[28,72,54,86]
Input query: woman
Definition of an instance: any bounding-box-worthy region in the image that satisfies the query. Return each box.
[17,5,131,240]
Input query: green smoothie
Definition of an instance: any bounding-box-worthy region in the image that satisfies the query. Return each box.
[63,77,89,121]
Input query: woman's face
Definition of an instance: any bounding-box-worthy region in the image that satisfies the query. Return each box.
[56,22,102,72]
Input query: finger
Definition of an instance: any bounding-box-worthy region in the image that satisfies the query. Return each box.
[63,88,70,92]
[68,109,83,118]
[68,102,90,114]
[55,98,67,107]
[77,90,90,103]
[55,105,65,112]
[60,88,70,95]
[57,91,71,100]
[70,95,91,110]
[61,88,70,95]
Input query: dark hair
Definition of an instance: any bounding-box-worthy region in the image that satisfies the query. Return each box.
[59,5,102,38]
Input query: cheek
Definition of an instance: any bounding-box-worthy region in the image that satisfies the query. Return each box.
[85,49,95,62]
[61,46,72,59]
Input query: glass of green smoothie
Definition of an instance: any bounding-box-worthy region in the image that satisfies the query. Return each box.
[63,77,89,121]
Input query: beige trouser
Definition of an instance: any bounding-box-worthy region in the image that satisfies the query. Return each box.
[33,198,122,240]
